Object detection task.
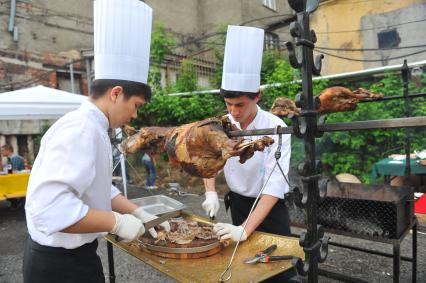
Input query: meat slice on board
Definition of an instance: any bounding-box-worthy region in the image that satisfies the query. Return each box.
[121,116,274,178]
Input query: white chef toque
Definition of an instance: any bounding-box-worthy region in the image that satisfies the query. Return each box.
[221,25,264,93]
[94,0,152,84]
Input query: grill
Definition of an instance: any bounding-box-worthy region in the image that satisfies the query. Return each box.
[286,181,414,239]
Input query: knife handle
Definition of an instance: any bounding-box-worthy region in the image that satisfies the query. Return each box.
[258,244,277,256]
[261,255,294,263]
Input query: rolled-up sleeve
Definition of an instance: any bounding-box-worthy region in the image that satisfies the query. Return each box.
[26,121,96,236]
[262,128,291,199]
[111,184,121,199]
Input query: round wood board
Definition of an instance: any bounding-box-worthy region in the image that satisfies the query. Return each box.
[138,221,223,259]
[140,243,223,259]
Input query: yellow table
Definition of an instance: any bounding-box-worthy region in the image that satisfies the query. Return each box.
[0,173,30,201]
[105,212,304,282]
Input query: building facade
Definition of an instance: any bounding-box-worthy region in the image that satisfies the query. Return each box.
[311,0,426,75]
[0,0,293,161]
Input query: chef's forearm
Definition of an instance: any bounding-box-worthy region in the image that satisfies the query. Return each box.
[242,195,278,236]
[111,194,138,214]
[61,208,116,233]
[203,178,216,192]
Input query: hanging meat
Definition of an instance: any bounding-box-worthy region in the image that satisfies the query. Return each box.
[317,87,384,114]
[270,87,384,117]
[270,97,300,117]
[121,116,274,178]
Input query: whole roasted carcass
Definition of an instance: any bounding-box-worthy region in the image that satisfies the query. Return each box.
[270,87,384,117]
[121,116,274,178]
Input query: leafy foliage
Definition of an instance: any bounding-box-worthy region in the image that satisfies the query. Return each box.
[318,73,426,182]
[134,23,426,182]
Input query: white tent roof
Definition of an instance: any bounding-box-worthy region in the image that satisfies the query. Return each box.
[0,85,87,120]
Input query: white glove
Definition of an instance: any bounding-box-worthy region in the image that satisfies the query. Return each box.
[202,191,220,218]
[132,207,171,238]
[213,223,247,242]
[110,212,145,242]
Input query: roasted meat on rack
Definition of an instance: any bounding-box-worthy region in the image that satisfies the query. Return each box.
[270,86,384,117]
[121,116,274,178]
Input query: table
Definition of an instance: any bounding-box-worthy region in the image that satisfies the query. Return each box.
[105,212,304,283]
[370,158,426,184]
[0,173,30,201]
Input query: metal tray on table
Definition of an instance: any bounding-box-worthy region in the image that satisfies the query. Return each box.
[131,195,186,216]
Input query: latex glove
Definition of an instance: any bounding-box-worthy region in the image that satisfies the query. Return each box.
[202,191,220,218]
[110,212,145,242]
[213,223,247,242]
[132,207,171,238]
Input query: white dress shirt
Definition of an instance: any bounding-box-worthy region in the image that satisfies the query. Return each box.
[25,100,121,249]
[224,106,291,199]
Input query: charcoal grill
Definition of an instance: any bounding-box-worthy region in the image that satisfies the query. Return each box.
[287,181,414,240]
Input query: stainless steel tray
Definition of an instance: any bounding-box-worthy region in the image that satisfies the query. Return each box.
[131,195,186,215]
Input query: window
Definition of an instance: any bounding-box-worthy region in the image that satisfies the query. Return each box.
[56,71,82,94]
[377,29,401,49]
[263,0,277,11]
[265,32,279,49]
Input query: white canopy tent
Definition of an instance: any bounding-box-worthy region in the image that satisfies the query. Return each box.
[0,85,130,196]
[0,85,87,120]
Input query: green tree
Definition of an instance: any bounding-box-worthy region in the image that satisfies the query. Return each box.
[318,73,426,182]
[148,23,175,91]
[175,59,198,92]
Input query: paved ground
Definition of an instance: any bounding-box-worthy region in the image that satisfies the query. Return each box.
[0,184,425,283]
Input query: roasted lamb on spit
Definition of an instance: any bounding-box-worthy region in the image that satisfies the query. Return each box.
[121,116,274,178]
[270,86,384,117]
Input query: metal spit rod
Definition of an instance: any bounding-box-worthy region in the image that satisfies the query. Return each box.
[227,116,426,137]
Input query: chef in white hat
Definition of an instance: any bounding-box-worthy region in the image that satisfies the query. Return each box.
[202,26,292,243]
[23,1,169,282]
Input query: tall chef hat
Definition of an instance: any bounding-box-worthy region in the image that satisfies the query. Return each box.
[221,25,264,93]
[94,0,152,84]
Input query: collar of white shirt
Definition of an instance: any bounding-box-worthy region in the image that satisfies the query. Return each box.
[80,100,109,131]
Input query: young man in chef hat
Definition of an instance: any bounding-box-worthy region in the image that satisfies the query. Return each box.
[23,1,169,282]
[202,25,292,242]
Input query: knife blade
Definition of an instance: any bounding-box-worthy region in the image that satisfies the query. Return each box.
[143,210,180,230]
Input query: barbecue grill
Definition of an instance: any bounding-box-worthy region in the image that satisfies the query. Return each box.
[287,182,414,240]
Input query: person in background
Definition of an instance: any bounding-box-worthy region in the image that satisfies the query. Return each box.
[23,1,169,282]
[1,144,25,171]
[142,152,157,189]
[112,146,132,184]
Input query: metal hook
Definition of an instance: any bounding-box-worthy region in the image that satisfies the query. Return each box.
[219,266,232,282]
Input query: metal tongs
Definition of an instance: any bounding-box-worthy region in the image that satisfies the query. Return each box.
[243,244,294,264]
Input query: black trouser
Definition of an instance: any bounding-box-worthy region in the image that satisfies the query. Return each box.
[225,191,297,282]
[225,191,291,236]
[23,237,105,283]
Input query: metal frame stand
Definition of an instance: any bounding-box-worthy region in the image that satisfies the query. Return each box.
[314,217,418,283]
[107,241,116,283]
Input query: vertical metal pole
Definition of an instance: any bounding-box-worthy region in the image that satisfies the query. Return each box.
[299,11,319,283]
[115,128,128,197]
[393,242,400,283]
[107,241,116,283]
[86,58,92,96]
[402,60,411,182]
[412,219,417,283]
[70,63,75,93]
[8,0,16,32]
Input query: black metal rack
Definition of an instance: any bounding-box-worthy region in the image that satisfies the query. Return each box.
[227,1,425,282]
